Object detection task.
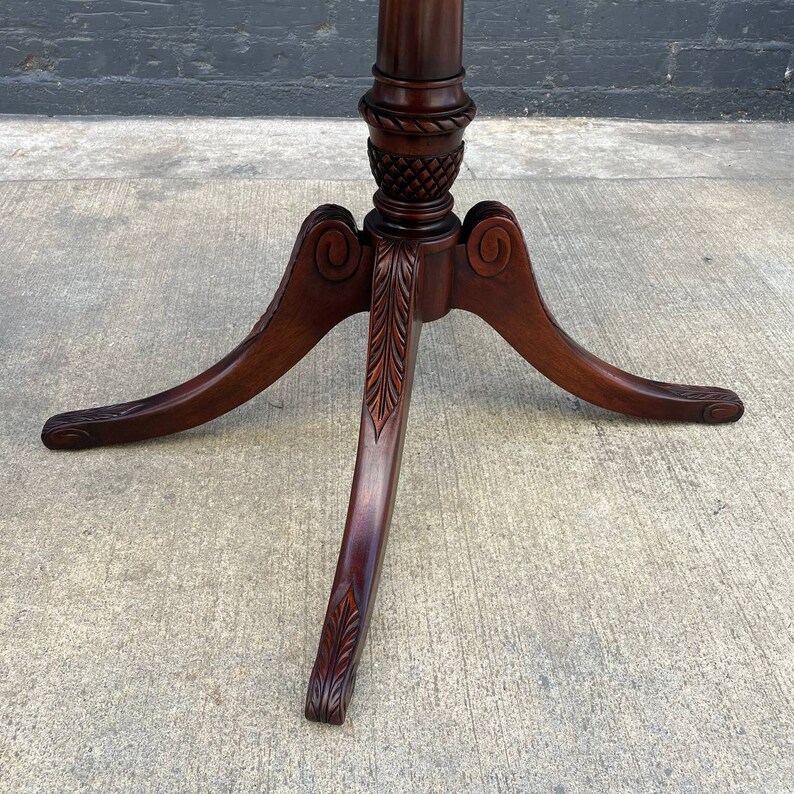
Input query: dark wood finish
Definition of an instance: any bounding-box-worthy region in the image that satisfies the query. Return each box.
[453,203,744,424]
[306,235,423,724]
[376,0,463,80]
[42,206,373,449]
[41,0,744,726]
[360,0,473,232]
[304,216,460,725]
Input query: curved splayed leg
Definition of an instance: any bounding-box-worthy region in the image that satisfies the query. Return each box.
[452,202,744,424]
[306,237,423,725]
[42,206,373,450]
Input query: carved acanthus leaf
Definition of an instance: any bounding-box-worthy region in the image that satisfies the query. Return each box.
[305,586,361,725]
[365,239,420,440]
[660,385,743,404]
[660,384,744,422]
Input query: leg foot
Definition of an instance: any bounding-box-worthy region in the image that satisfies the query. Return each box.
[453,202,744,424]
[306,237,423,725]
[42,206,373,450]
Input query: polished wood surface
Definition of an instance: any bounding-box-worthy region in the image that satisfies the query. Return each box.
[306,236,424,724]
[453,203,744,424]
[42,0,744,725]
[42,206,373,449]
[376,0,463,80]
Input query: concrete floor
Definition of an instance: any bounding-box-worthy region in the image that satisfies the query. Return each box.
[0,117,792,792]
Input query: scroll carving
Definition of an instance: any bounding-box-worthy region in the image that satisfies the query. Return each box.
[305,585,361,725]
[245,204,361,340]
[365,239,420,440]
[464,201,516,278]
[311,205,362,283]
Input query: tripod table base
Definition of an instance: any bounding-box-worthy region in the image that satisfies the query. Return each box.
[42,202,743,725]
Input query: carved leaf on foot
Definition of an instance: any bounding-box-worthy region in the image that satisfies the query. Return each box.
[660,385,744,423]
[305,585,361,725]
[365,239,420,440]
[42,400,148,449]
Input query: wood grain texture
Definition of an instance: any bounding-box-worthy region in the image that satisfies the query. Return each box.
[14,170,786,788]
[305,230,425,725]
[41,204,372,449]
[37,0,747,736]
[453,201,744,424]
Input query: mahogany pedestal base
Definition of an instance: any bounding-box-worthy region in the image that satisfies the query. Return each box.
[40,0,745,730]
[41,200,743,725]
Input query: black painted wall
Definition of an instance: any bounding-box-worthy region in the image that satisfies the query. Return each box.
[1,0,791,119]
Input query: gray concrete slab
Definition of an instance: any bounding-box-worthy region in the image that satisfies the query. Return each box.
[0,118,792,792]
[1,115,793,182]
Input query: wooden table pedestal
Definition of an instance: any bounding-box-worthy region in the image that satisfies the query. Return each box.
[42,0,744,725]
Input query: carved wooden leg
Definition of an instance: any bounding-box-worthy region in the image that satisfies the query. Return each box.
[42,206,373,450]
[305,237,422,725]
[452,202,744,424]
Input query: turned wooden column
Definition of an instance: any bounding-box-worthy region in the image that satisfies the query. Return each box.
[41,0,745,730]
[359,0,476,232]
